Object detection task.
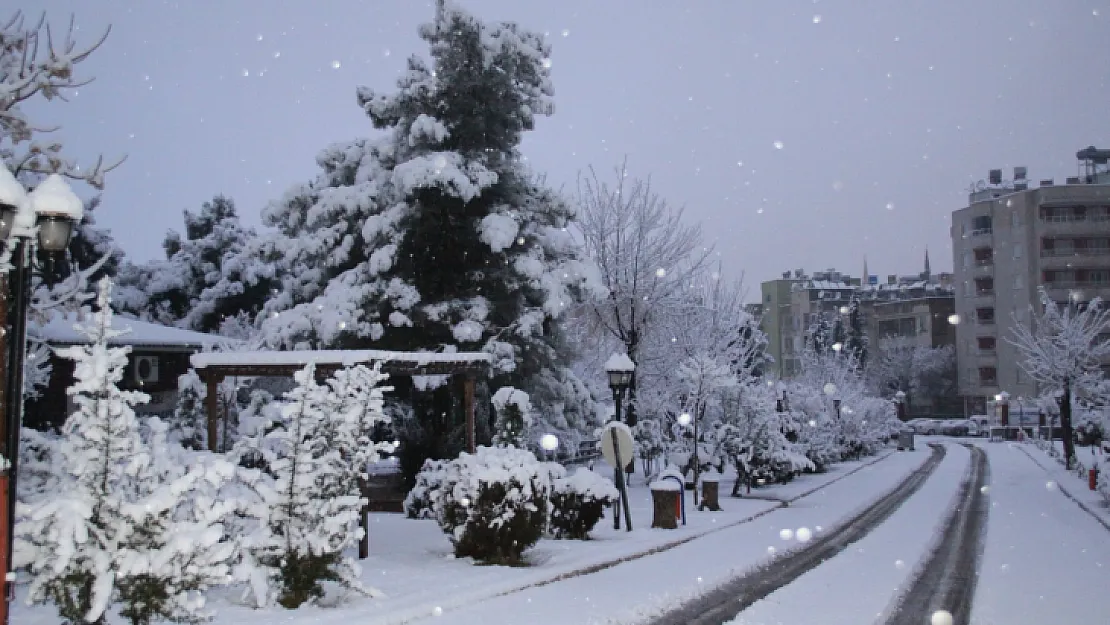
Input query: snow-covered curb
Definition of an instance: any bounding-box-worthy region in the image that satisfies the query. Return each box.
[1013,443,1110,532]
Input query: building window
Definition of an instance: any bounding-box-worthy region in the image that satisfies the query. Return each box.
[978,336,996,352]
[978,367,997,385]
[1012,211,1021,228]
[976,307,995,324]
[1013,243,1023,259]
[1013,274,1024,289]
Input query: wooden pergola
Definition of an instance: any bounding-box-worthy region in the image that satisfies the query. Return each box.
[189,349,493,453]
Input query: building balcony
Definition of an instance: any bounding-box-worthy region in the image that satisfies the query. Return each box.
[966,227,993,242]
[1039,216,1110,235]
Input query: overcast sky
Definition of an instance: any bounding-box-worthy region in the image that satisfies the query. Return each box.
[20,0,1110,293]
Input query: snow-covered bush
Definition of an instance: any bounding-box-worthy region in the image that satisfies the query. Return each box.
[435,446,550,564]
[492,386,532,449]
[548,467,618,540]
[404,458,449,519]
[16,279,236,625]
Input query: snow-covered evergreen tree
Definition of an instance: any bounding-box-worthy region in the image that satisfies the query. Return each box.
[491,386,532,448]
[16,279,234,625]
[322,363,394,495]
[172,369,208,450]
[845,297,868,371]
[254,2,603,469]
[234,364,380,608]
[115,195,273,333]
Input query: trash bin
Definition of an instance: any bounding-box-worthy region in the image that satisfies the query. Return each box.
[699,469,722,512]
[649,482,680,529]
[897,430,915,451]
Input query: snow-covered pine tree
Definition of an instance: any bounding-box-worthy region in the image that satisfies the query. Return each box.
[115,195,273,333]
[241,364,378,608]
[172,369,208,450]
[256,1,603,471]
[491,386,532,448]
[16,279,234,625]
[323,363,394,496]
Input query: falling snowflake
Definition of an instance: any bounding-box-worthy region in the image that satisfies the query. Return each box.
[779,528,794,541]
[795,527,812,542]
[773,140,784,150]
[886,202,894,210]
[767,546,777,555]
[274,51,281,58]
[655,268,667,278]
[384,48,392,57]
[832,180,843,191]
[256,34,263,41]
[433,606,444,616]
[242,69,250,77]
[930,610,953,625]
[813,14,822,24]
[895,559,906,569]
[562,29,570,37]
[332,60,342,69]
[980,485,990,494]
[1046,481,1056,490]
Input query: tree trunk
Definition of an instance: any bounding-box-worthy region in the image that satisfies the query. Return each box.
[625,331,639,427]
[1061,378,1076,470]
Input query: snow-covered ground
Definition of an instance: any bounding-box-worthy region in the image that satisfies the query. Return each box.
[971,440,1110,625]
[384,447,931,625]
[730,443,972,625]
[12,451,901,625]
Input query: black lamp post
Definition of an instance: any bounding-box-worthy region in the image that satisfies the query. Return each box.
[604,353,635,530]
[0,172,83,625]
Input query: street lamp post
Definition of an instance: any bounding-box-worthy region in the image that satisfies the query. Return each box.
[604,353,635,530]
[894,390,907,421]
[0,170,84,624]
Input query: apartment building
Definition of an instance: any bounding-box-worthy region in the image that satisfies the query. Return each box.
[950,147,1110,412]
[760,267,954,378]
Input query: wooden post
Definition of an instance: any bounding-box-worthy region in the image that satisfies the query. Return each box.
[0,275,7,625]
[205,372,220,452]
[463,375,476,454]
[0,473,7,624]
[359,476,370,559]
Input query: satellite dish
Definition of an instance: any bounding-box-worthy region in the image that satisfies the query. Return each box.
[975,180,988,191]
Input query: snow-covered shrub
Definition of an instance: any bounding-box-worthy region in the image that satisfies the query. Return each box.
[404,458,449,519]
[548,467,618,540]
[492,386,532,449]
[16,280,236,625]
[231,363,384,608]
[435,446,550,564]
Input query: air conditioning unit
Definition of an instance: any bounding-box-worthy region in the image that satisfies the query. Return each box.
[134,356,159,385]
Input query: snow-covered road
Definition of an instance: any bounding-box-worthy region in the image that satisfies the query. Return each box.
[731,443,973,625]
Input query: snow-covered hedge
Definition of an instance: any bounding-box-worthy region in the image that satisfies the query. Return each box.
[548,467,618,540]
[405,458,449,519]
[434,446,550,564]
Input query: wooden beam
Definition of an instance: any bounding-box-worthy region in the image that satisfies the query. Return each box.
[205,372,220,452]
[463,374,476,454]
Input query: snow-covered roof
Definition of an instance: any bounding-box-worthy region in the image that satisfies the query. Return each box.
[32,313,231,350]
[190,348,493,377]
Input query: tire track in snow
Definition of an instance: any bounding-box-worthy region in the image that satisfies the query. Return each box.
[881,443,989,625]
[646,444,947,625]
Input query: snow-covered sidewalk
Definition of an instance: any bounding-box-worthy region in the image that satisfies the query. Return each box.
[972,440,1110,625]
[386,446,932,625]
[730,443,972,625]
[1013,440,1110,530]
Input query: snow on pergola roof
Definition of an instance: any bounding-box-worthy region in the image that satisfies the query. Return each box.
[33,313,233,351]
[190,348,493,377]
